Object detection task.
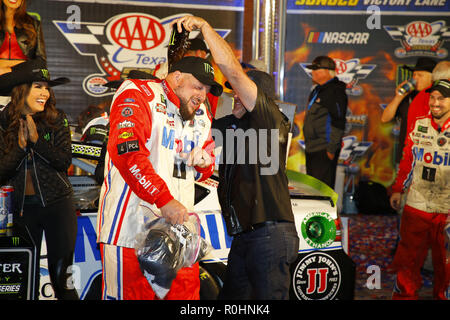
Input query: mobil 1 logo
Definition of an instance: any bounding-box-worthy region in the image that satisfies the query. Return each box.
[292,251,341,300]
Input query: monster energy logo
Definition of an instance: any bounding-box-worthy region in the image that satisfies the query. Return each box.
[11,237,19,246]
[41,69,50,80]
[204,63,214,75]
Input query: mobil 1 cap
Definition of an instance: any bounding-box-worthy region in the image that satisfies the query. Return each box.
[306,56,336,71]
[426,79,450,98]
[169,56,223,96]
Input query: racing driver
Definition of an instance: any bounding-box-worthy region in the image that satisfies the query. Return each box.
[389,79,450,300]
[96,56,222,300]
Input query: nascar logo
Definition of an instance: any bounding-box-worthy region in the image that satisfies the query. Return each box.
[384,20,449,58]
[53,13,231,97]
[307,32,369,44]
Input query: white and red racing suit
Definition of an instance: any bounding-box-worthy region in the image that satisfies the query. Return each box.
[96,78,214,300]
[390,114,450,300]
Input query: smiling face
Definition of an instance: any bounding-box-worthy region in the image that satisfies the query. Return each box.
[2,0,23,10]
[428,90,449,122]
[174,73,209,121]
[23,81,50,115]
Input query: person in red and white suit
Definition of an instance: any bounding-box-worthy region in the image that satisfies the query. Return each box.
[390,79,450,300]
[96,56,222,300]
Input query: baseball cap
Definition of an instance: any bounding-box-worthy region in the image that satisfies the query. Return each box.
[425,79,450,97]
[187,38,210,53]
[169,56,223,96]
[402,57,436,73]
[305,56,336,71]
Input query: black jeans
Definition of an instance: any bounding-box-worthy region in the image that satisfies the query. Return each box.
[305,149,339,189]
[19,195,79,300]
[219,221,299,300]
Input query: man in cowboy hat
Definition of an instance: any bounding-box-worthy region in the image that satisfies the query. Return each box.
[96,55,222,300]
[382,57,437,166]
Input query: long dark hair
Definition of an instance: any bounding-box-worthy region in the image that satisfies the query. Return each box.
[3,82,58,152]
[0,0,37,48]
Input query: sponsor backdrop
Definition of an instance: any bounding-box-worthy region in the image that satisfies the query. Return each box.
[25,1,449,197]
[284,1,450,194]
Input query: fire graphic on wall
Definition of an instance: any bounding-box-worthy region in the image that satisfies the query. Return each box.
[285,35,398,187]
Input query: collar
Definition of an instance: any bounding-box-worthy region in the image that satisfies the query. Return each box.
[428,113,450,133]
[162,80,180,109]
[317,76,336,88]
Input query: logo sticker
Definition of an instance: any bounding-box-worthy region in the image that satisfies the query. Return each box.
[301,212,337,249]
[118,131,134,140]
[121,107,133,117]
[117,139,139,155]
[300,58,375,96]
[292,252,341,300]
[384,20,449,58]
[53,14,231,97]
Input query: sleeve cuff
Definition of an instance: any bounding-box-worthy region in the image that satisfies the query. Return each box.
[154,191,174,209]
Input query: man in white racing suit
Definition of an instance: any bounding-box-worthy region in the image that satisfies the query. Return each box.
[96,56,222,300]
[390,79,450,300]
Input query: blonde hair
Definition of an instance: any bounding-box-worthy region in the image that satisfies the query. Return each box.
[432,61,450,81]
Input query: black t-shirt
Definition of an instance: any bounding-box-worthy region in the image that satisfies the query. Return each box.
[212,88,294,236]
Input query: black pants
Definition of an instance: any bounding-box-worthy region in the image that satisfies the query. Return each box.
[19,195,79,300]
[305,149,339,189]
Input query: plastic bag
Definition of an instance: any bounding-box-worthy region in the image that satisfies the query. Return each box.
[134,212,211,299]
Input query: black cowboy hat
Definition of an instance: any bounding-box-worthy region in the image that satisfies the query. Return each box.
[0,58,70,96]
[402,57,437,73]
[103,69,158,89]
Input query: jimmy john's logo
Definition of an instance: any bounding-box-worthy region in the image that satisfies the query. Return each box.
[292,252,341,300]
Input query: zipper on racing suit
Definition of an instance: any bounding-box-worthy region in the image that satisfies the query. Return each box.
[31,149,46,206]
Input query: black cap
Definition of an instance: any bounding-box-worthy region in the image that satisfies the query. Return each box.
[0,58,70,95]
[187,38,210,53]
[426,79,450,97]
[103,69,157,89]
[225,69,276,99]
[402,57,436,73]
[169,56,223,97]
[305,56,336,71]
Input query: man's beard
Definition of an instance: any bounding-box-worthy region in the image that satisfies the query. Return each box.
[431,106,448,120]
[179,98,196,121]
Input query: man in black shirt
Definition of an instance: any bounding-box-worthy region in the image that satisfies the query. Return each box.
[303,56,348,189]
[172,16,299,299]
